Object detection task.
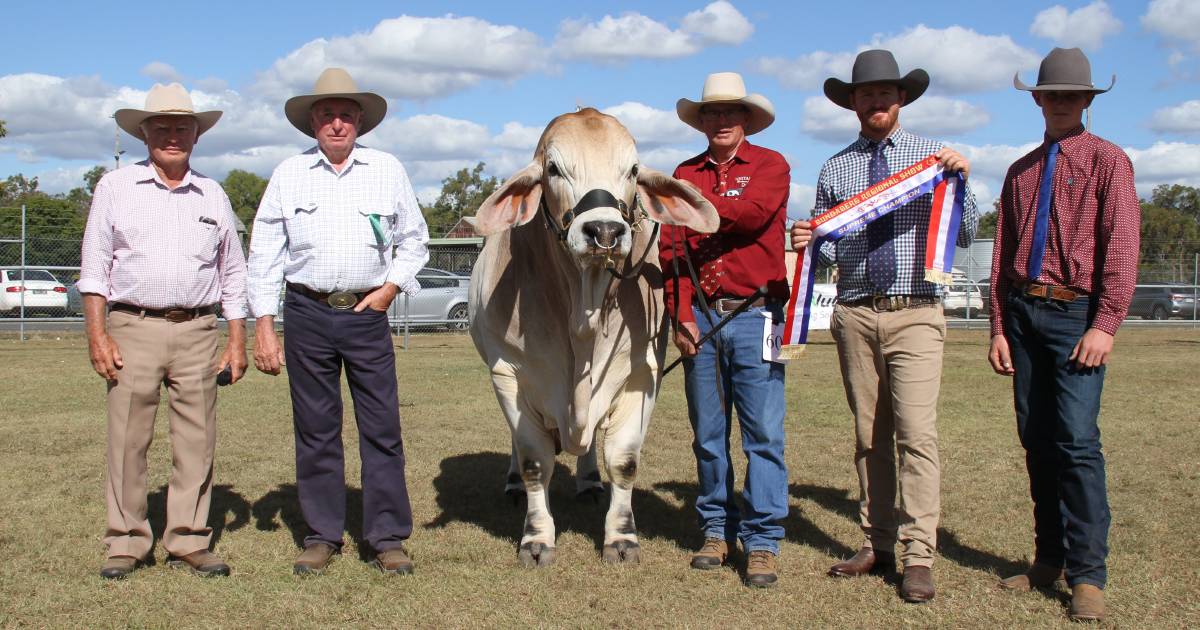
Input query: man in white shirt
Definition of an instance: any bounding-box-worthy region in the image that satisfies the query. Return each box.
[247,68,429,576]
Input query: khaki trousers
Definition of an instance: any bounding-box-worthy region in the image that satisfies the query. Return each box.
[830,303,945,567]
[103,310,219,559]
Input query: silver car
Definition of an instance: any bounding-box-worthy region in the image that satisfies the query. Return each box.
[391,270,471,330]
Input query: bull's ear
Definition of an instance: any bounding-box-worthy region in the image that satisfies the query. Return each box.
[636,168,720,234]
[472,162,544,236]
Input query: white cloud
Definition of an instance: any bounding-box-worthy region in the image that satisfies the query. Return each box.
[140,62,184,84]
[1030,2,1122,50]
[555,2,752,62]
[1149,100,1200,134]
[753,25,1040,94]
[787,183,816,219]
[1125,142,1200,194]
[373,114,492,162]
[681,1,754,46]
[1141,0,1200,46]
[26,165,97,194]
[639,147,696,174]
[601,102,696,147]
[800,95,990,143]
[492,122,543,151]
[253,15,548,101]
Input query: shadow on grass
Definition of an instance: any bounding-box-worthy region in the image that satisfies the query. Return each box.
[147,483,250,551]
[425,451,696,554]
[250,483,372,562]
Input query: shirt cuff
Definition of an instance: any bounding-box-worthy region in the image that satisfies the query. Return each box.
[249,297,279,318]
[396,278,421,297]
[220,302,247,320]
[1090,311,1122,336]
[75,279,108,297]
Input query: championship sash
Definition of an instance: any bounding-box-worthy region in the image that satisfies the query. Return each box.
[780,154,965,359]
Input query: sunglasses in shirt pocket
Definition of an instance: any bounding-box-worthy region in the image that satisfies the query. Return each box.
[190,219,220,264]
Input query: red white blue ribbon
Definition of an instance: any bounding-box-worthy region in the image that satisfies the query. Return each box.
[780,155,964,358]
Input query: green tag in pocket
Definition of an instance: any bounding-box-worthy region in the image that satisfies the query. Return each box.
[369,214,385,244]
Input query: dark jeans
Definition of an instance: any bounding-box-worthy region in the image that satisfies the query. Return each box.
[283,291,413,552]
[1005,291,1110,588]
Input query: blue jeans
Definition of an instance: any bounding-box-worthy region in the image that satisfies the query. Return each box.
[682,303,788,554]
[1005,291,1110,588]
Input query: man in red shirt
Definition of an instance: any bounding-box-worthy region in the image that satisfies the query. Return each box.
[659,72,790,588]
[987,47,1139,623]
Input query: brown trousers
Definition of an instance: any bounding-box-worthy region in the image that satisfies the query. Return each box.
[830,303,945,567]
[103,310,219,559]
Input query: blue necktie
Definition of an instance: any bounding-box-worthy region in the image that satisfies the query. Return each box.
[865,141,894,292]
[1027,142,1060,280]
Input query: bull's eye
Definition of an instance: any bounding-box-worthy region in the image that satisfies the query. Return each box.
[630,164,639,178]
[547,162,561,178]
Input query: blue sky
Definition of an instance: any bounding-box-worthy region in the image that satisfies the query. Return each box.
[2,0,1199,220]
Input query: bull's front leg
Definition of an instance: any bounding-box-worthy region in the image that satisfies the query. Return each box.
[514,419,558,568]
[574,444,605,501]
[599,408,647,564]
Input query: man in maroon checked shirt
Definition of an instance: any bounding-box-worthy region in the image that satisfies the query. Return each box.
[659,72,790,588]
[987,47,1139,623]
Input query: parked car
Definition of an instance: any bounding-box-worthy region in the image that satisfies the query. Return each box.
[942,281,986,317]
[391,271,470,330]
[1128,284,1197,320]
[0,268,69,316]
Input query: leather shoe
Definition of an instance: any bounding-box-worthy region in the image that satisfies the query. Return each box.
[690,538,729,570]
[828,547,894,578]
[168,549,231,577]
[373,546,414,576]
[900,565,936,603]
[745,550,779,588]
[1069,583,1105,622]
[998,562,1066,591]
[99,555,140,580]
[294,542,338,576]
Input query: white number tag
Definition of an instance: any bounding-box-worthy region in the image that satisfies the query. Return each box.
[763,310,787,363]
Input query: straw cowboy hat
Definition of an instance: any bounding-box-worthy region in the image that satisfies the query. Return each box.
[823,49,929,110]
[284,67,388,138]
[1014,47,1114,94]
[677,72,775,135]
[114,83,222,142]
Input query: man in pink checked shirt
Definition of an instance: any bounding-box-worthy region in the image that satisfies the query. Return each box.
[77,83,247,580]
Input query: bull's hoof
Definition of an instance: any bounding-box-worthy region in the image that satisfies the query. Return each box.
[575,486,605,504]
[602,540,641,564]
[517,542,556,568]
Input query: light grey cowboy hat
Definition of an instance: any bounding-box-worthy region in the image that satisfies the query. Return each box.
[114,83,222,142]
[284,67,388,138]
[1014,47,1114,94]
[677,72,775,135]
[824,49,929,110]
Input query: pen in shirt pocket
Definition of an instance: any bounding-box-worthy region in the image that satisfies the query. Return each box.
[198,216,217,226]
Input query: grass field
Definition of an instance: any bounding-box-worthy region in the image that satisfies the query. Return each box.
[0,328,1197,628]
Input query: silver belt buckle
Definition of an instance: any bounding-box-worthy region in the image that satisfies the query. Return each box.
[327,291,357,310]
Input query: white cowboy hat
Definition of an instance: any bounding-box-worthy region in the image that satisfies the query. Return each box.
[284,67,388,138]
[676,72,775,136]
[113,83,222,141]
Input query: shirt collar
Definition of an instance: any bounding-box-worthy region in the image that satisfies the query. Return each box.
[309,143,369,173]
[855,127,909,151]
[1044,125,1087,152]
[133,159,200,192]
[701,140,758,169]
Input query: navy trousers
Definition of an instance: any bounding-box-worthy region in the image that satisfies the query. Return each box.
[1004,291,1110,588]
[283,291,412,552]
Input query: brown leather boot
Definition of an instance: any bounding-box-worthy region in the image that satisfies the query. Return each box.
[828,547,894,578]
[1069,584,1105,622]
[168,550,231,577]
[374,546,415,576]
[998,562,1066,591]
[690,538,729,570]
[99,555,140,580]
[293,542,338,576]
[900,565,936,603]
[745,550,779,588]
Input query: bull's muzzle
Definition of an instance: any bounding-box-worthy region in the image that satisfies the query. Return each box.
[582,220,628,250]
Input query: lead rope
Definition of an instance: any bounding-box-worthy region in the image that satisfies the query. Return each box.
[668,224,725,410]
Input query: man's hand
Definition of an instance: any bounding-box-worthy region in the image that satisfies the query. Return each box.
[791,220,813,251]
[88,333,123,381]
[217,319,248,384]
[254,316,285,375]
[935,147,971,180]
[673,321,700,358]
[988,334,1015,376]
[354,282,399,313]
[1069,328,1113,369]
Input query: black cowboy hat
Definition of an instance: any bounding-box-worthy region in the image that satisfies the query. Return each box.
[1014,47,1114,95]
[824,49,929,110]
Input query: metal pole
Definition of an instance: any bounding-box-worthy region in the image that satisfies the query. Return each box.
[1193,252,1197,328]
[19,204,26,341]
[403,293,410,350]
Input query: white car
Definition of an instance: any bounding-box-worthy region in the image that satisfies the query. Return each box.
[942,282,985,316]
[0,268,69,316]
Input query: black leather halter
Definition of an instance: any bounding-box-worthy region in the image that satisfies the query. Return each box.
[540,187,659,280]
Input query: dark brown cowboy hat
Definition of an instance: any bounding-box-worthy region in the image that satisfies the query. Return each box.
[824,49,929,110]
[284,68,388,138]
[1014,47,1114,94]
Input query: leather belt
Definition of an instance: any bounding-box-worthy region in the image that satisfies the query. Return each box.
[713,296,770,316]
[287,282,375,310]
[111,302,216,322]
[1015,280,1084,302]
[843,295,940,312]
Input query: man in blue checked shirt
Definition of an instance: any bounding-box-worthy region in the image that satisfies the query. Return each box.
[791,49,978,603]
[247,68,429,577]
